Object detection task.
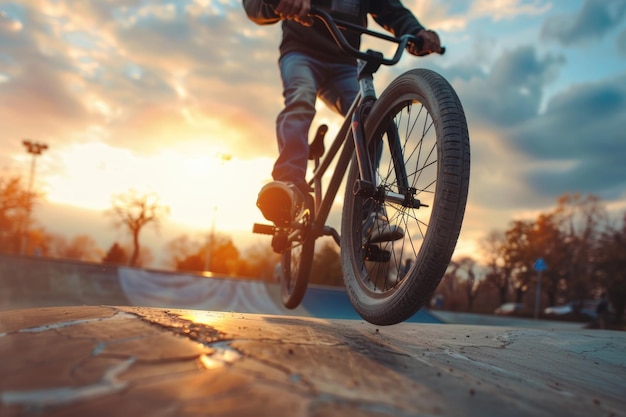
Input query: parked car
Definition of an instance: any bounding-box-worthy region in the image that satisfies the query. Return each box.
[494,302,526,315]
[544,300,598,319]
[544,304,573,315]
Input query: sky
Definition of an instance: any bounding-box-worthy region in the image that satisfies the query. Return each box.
[1,0,625,268]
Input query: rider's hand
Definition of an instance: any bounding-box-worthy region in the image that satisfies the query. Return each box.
[275,0,313,27]
[408,29,441,56]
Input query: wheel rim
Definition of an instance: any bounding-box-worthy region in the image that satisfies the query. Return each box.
[353,99,438,297]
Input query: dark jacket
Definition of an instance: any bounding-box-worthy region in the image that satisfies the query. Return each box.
[243,0,425,64]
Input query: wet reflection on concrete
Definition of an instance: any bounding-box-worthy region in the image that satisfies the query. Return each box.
[0,306,624,416]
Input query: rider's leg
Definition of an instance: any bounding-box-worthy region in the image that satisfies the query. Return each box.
[318,62,358,116]
[272,52,324,194]
[257,53,322,224]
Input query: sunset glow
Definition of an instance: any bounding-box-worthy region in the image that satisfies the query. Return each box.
[43,142,274,231]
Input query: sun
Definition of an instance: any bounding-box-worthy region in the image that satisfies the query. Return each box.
[43,142,275,233]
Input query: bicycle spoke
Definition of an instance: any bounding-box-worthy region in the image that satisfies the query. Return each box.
[359,96,441,292]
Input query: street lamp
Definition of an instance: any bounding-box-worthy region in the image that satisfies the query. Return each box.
[20,139,48,255]
[203,153,232,272]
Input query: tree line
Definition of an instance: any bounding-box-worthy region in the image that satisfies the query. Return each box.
[0,176,271,278]
[2,175,624,324]
[437,193,625,326]
[0,175,341,284]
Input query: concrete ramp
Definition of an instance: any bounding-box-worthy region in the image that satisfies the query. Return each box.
[118,267,289,315]
[0,254,438,323]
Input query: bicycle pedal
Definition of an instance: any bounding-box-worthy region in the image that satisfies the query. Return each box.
[252,223,275,235]
[271,231,289,253]
[363,244,391,262]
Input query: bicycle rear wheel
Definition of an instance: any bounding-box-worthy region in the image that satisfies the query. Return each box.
[280,194,315,309]
[341,68,470,325]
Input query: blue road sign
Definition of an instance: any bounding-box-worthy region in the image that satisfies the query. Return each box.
[534,258,547,272]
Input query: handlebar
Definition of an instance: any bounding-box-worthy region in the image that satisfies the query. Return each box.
[311,6,415,66]
[262,0,444,66]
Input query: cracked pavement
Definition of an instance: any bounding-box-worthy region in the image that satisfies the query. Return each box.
[0,305,624,417]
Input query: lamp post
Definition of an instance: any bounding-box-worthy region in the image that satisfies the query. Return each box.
[203,153,231,272]
[20,139,48,255]
[204,205,217,272]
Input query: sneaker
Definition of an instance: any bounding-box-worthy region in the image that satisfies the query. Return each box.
[362,211,404,244]
[257,181,305,226]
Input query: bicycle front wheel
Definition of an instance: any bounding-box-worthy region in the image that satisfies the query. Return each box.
[341,68,470,325]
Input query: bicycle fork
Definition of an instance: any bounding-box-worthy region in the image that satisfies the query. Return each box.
[350,57,378,199]
[351,56,424,211]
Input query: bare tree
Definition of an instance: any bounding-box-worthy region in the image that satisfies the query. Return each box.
[594,211,626,325]
[108,189,169,267]
[450,257,481,311]
[503,220,534,303]
[310,239,343,287]
[47,234,104,262]
[481,230,512,305]
[102,242,128,265]
[0,176,31,254]
[239,243,281,281]
[165,234,200,270]
[165,232,244,276]
[543,193,605,307]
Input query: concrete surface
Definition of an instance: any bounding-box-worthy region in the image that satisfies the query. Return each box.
[1,306,624,417]
[430,310,587,331]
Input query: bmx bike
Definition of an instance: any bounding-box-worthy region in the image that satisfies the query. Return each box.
[253,6,470,325]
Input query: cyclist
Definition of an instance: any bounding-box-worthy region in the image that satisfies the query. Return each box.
[244,0,441,241]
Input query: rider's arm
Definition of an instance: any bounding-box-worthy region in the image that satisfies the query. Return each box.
[369,0,441,55]
[245,0,313,27]
[243,0,281,25]
[369,0,425,38]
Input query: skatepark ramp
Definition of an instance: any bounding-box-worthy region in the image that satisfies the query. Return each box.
[0,254,439,323]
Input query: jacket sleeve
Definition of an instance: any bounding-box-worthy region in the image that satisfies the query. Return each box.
[370,0,425,37]
[243,0,281,25]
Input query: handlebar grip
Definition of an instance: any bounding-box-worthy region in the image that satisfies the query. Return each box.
[410,35,446,56]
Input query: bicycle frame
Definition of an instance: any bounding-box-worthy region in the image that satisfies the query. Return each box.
[253,6,429,249]
[305,7,418,244]
[307,90,359,244]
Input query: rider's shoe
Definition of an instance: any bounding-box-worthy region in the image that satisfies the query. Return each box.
[257,181,305,226]
[362,211,404,244]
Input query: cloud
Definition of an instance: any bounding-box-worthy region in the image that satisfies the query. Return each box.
[404,0,553,34]
[510,74,626,199]
[0,4,96,144]
[541,0,626,46]
[0,9,22,32]
[618,28,626,56]
[102,1,298,158]
[453,45,564,127]
[469,0,552,21]
[0,0,285,161]
[441,38,624,213]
